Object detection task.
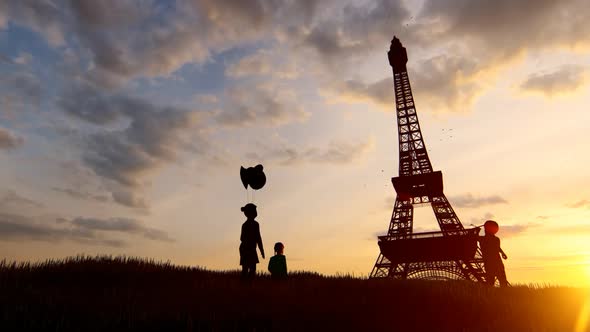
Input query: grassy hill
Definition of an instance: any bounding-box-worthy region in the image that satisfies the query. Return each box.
[1,256,588,331]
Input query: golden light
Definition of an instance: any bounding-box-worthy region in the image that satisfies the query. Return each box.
[574,274,590,332]
[573,260,590,332]
[575,290,589,332]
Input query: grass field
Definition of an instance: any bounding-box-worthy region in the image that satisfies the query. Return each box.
[1,256,588,331]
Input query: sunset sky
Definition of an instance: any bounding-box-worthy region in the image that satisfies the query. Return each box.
[1,0,589,287]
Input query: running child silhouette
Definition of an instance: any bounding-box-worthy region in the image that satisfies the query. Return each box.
[478,220,509,287]
[239,203,265,280]
[268,242,287,279]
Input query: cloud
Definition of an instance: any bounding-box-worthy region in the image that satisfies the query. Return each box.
[329,77,392,108]
[566,199,590,209]
[0,128,24,150]
[225,50,274,78]
[57,84,207,208]
[304,139,376,165]
[301,0,410,65]
[0,1,402,88]
[247,137,376,166]
[225,49,298,79]
[448,193,508,208]
[0,5,5,29]
[330,54,481,113]
[13,52,33,65]
[0,188,170,245]
[468,213,539,237]
[0,212,172,245]
[194,94,218,105]
[0,72,42,116]
[418,0,590,56]
[520,65,587,96]
[0,53,12,64]
[499,223,540,238]
[0,0,65,46]
[51,187,110,203]
[5,0,590,108]
[483,212,495,220]
[110,190,148,210]
[0,190,43,209]
[71,217,173,242]
[469,212,496,226]
[326,0,590,112]
[410,55,481,112]
[2,2,196,85]
[216,85,310,127]
[409,0,590,107]
[3,0,318,87]
[51,161,111,196]
[0,213,82,242]
[0,213,125,246]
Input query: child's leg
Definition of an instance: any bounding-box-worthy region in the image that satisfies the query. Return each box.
[241,265,248,280]
[498,264,509,287]
[248,264,256,279]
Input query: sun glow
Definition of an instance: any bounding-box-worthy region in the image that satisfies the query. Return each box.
[575,290,590,332]
[575,263,590,332]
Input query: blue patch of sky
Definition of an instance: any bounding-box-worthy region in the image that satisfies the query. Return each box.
[153,0,178,12]
[133,42,272,107]
[0,25,62,111]
[0,25,78,150]
[0,24,69,68]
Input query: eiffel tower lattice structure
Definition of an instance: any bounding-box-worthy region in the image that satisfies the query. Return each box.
[369,37,486,281]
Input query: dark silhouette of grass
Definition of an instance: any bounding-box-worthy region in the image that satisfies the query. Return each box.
[0,256,587,331]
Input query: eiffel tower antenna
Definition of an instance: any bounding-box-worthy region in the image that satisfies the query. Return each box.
[369,37,486,281]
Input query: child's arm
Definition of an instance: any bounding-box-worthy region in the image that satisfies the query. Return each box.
[500,247,508,259]
[498,237,507,259]
[256,224,265,259]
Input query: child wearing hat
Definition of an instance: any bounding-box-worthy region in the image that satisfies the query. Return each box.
[239,203,265,280]
[478,220,509,287]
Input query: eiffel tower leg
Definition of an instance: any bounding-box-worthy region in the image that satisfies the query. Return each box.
[370,254,408,279]
[369,253,390,278]
[430,195,464,235]
[459,252,486,282]
[431,194,486,281]
[369,196,413,278]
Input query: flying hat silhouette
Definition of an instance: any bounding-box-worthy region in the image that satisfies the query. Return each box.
[240,164,266,190]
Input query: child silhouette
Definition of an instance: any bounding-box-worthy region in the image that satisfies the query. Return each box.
[239,203,265,280]
[268,242,287,279]
[478,220,509,287]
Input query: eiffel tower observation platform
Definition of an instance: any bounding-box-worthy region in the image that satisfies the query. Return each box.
[378,228,480,264]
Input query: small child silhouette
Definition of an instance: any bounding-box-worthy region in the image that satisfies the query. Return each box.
[268,242,287,279]
[478,220,509,287]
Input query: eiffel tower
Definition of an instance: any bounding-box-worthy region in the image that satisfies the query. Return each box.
[369,37,486,281]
